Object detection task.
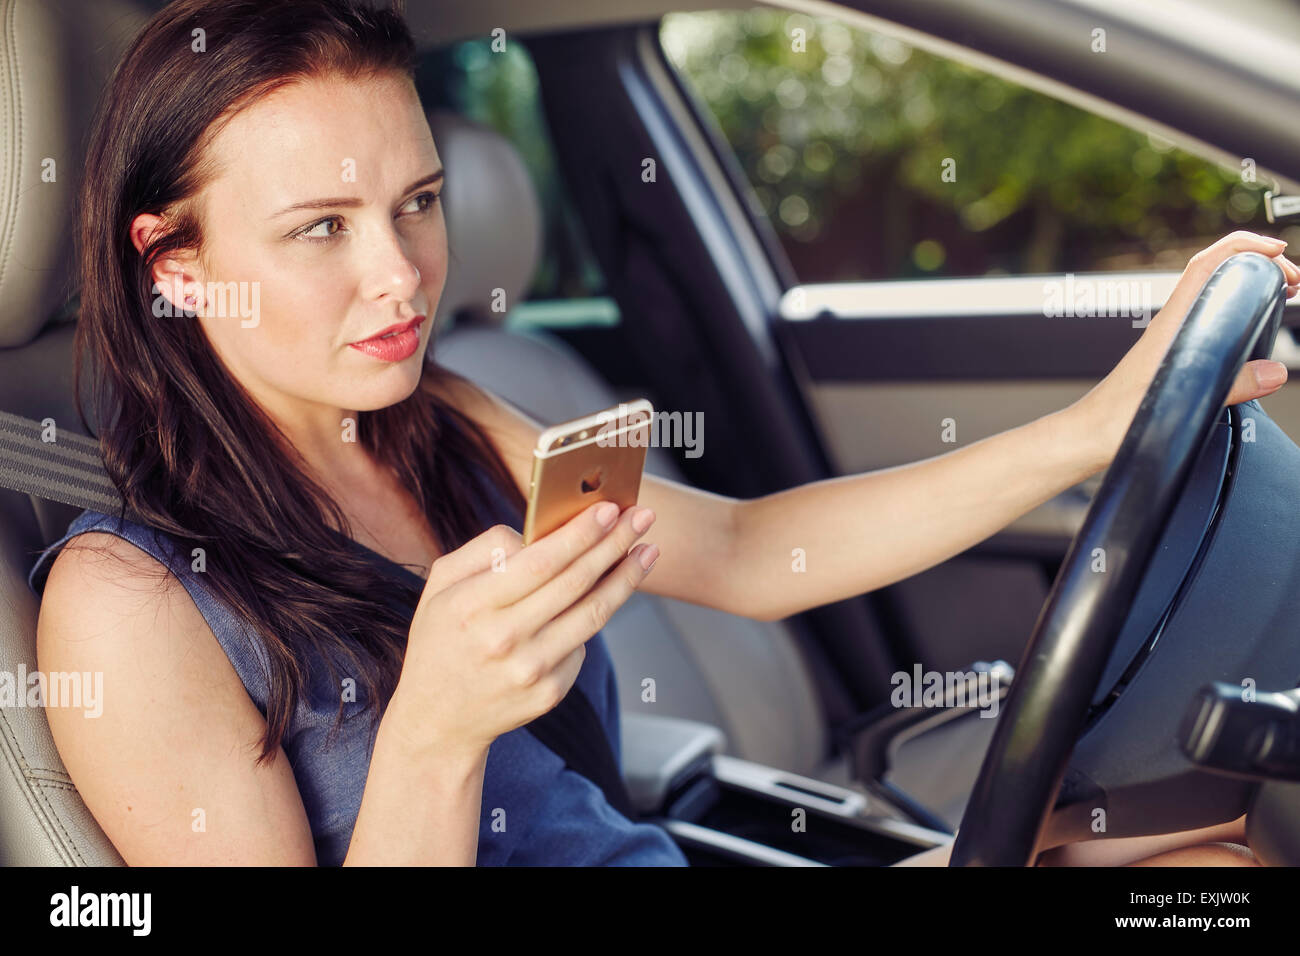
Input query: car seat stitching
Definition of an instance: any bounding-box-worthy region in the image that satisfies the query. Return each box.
[0,706,86,864]
[0,0,24,298]
[31,780,90,865]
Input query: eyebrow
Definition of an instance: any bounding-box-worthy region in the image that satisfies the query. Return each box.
[269,169,444,219]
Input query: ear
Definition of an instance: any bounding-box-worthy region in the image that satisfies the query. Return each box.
[128,212,206,314]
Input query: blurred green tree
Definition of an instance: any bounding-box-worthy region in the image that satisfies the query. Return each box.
[661,9,1267,281]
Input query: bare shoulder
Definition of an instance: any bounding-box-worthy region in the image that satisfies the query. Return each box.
[427,367,544,498]
[36,531,316,865]
[38,532,195,671]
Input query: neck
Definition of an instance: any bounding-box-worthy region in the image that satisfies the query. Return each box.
[261,400,387,510]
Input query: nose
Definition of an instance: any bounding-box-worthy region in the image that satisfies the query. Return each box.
[361,225,423,306]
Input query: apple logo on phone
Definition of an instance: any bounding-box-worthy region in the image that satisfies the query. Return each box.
[580,466,605,494]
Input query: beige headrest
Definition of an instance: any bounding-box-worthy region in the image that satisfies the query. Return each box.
[0,0,150,348]
[426,108,543,333]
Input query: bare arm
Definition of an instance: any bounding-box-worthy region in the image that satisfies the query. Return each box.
[344,693,488,866]
[729,405,1105,622]
[37,532,484,865]
[436,371,1100,622]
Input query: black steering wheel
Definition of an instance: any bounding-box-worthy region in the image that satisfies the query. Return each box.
[950,252,1288,867]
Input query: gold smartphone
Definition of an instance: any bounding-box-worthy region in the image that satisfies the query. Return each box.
[522,399,654,545]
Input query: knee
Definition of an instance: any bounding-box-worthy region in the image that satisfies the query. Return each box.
[1127,842,1258,867]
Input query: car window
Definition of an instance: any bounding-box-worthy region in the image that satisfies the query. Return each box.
[660,8,1284,284]
[417,38,619,328]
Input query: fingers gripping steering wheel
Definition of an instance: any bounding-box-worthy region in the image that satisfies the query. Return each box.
[949,253,1287,867]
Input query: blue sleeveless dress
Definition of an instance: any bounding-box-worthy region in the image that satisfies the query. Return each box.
[26,470,688,867]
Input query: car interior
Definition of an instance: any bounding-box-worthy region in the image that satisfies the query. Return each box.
[4,0,1300,867]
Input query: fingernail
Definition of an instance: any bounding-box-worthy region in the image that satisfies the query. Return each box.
[596,502,618,529]
[638,543,659,571]
[1258,362,1288,390]
[631,507,656,534]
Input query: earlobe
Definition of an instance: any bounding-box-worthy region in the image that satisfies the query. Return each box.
[149,253,210,317]
[147,260,202,316]
[152,270,205,317]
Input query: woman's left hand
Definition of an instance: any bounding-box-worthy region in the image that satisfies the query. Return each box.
[1073,231,1300,467]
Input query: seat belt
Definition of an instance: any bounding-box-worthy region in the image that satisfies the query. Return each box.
[0,409,136,518]
[2,408,641,820]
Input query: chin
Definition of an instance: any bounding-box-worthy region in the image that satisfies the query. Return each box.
[348,371,424,413]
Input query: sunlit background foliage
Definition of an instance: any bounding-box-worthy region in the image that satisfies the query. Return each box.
[661,9,1278,281]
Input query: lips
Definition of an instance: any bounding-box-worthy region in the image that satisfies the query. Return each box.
[348,315,426,362]
[354,315,424,343]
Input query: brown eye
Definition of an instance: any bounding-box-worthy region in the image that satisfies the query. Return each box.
[400,191,440,216]
[297,217,344,243]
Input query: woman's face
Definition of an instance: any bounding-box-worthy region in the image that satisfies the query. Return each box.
[146,71,446,433]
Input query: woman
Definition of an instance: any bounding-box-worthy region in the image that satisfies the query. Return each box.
[28,0,1298,866]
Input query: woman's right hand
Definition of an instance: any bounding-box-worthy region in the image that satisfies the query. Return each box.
[389,501,658,759]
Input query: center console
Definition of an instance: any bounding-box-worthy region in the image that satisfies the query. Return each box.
[621,713,952,866]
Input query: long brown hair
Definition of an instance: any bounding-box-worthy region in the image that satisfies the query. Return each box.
[72,0,525,763]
